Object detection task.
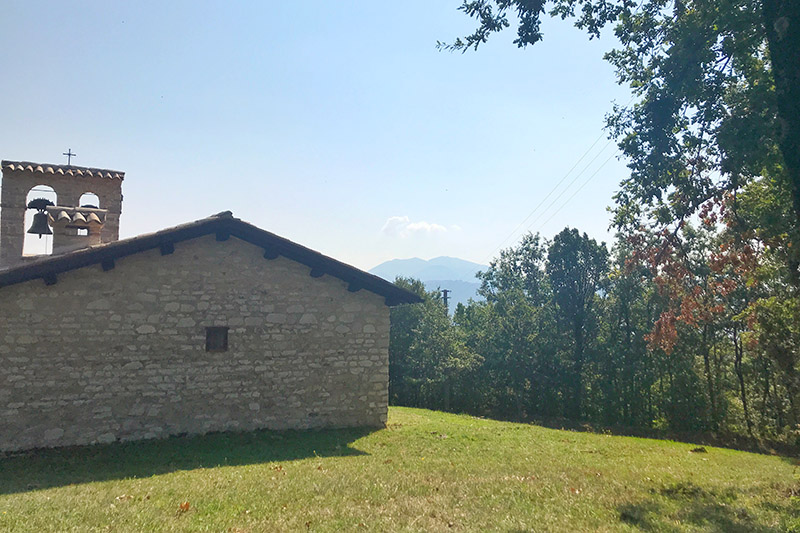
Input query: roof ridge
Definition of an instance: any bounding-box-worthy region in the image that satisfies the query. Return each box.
[2,160,125,180]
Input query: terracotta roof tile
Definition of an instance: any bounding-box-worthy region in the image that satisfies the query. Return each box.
[47,206,107,225]
[2,160,125,180]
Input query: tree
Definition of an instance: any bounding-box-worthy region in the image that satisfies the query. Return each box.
[388,278,430,406]
[443,0,800,284]
[445,1,800,431]
[546,228,609,419]
[393,225,792,439]
[595,239,658,426]
[478,232,550,306]
[389,277,482,411]
[472,233,562,418]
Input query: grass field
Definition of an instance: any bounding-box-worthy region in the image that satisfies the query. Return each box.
[0,407,797,532]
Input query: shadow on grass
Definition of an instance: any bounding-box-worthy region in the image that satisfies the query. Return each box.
[618,481,791,532]
[781,455,800,467]
[520,415,799,457]
[394,405,798,455]
[0,426,376,495]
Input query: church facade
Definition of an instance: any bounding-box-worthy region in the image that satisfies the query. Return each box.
[0,161,418,451]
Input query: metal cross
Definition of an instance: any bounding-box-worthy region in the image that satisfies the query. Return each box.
[63,149,76,165]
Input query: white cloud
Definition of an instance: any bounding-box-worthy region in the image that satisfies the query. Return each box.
[381,216,459,239]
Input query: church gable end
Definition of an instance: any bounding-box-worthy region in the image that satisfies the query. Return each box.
[0,223,414,451]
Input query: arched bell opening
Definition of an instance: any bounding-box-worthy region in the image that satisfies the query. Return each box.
[79,192,100,209]
[22,185,57,257]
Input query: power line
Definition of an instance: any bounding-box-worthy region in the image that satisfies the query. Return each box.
[482,94,637,263]
[532,151,618,234]
[515,139,615,235]
[481,132,607,264]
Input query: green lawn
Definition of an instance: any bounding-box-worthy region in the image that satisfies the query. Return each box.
[0,407,797,532]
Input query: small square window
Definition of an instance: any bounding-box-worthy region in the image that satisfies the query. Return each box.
[205,326,228,352]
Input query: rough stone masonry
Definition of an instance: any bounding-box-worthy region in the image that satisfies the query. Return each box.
[0,235,391,451]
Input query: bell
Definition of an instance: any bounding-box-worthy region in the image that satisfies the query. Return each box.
[27,211,53,238]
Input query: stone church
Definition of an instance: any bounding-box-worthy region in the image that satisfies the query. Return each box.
[0,160,419,451]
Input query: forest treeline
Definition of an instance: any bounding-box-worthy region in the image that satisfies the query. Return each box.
[389,0,800,448]
[389,224,799,446]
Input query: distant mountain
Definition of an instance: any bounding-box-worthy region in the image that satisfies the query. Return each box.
[369,256,487,309]
[369,256,486,283]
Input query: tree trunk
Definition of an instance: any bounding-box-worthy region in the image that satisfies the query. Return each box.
[572,319,585,420]
[443,377,452,412]
[762,0,800,286]
[732,326,754,437]
[701,325,718,431]
[773,372,785,430]
[623,304,633,423]
[784,369,800,428]
[761,358,770,421]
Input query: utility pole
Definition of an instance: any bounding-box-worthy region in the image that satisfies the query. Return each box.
[440,288,453,411]
[441,288,451,314]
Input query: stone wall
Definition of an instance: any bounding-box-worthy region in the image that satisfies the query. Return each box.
[0,235,390,451]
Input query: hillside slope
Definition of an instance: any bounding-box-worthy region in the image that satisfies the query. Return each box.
[0,408,796,532]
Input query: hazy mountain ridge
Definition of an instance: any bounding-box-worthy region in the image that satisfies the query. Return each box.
[369,256,486,283]
[369,256,486,309]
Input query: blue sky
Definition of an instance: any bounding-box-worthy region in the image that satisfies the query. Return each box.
[1,1,632,270]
